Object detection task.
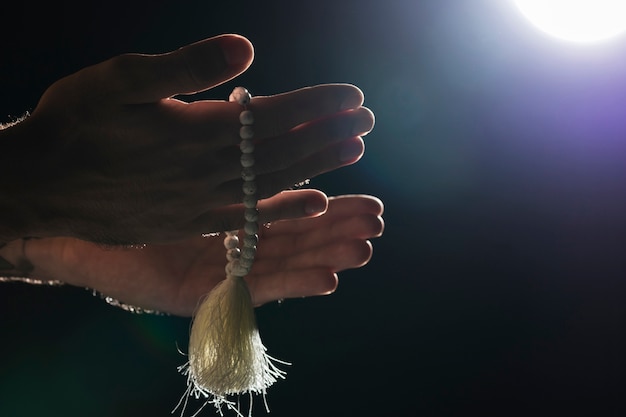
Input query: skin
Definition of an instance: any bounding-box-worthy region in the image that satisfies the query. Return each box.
[15,195,384,317]
[0,34,375,245]
[0,34,384,315]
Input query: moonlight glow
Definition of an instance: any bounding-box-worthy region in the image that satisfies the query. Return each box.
[514,0,626,43]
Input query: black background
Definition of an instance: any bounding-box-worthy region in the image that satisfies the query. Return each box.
[1,1,625,416]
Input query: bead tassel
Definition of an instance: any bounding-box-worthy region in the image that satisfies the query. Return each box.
[176,88,286,417]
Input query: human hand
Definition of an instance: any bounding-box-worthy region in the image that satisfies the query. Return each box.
[16,195,383,316]
[0,34,374,244]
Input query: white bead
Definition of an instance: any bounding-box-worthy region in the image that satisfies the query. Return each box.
[239,256,254,269]
[240,125,254,140]
[240,153,254,168]
[241,167,255,181]
[241,245,257,260]
[243,181,257,196]
[243,195,257,208]
[244,208,259,222]
[229,87,251,106]
[226,248,241,261]
[244,221,259,235]
[226,86,259,277]
[223,234,239,249]
[240,139,255,154]
[239,110,254,125]
[243,234,258,247]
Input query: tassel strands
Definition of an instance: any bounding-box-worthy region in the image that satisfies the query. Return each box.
[176,87,287,417]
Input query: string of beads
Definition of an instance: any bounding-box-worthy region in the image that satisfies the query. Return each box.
[224,87,258,280]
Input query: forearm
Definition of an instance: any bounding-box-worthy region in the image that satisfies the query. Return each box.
[0,238,34,279]
[1,118,48,279]
[0,236,167,314]
[0,117,34,242]
[0,116,70,244]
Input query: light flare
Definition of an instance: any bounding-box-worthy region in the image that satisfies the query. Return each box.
[514,0,626,43]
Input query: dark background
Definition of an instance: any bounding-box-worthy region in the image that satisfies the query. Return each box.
[1,1,625,416]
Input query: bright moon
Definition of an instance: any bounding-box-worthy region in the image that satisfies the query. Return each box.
[514,0,626,43]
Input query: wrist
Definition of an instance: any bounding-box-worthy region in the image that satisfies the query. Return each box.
[0,238,35,279]
[0,237,63,285]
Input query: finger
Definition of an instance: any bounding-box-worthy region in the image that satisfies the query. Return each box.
[253,107,375,174]
[138,84,366,148]
[249,84,365,138]
[257,213,384,258]
[257,137,366,199]
[209,135,366,205]
[190,189,329,233]
[246,268,339,306]
[267,195,385,234]
[142,106,373,206]
[327,194,385,215]
[175,254,342,314]
[96,34,254,103]
[252,239,373,276]
[115,99,241,152]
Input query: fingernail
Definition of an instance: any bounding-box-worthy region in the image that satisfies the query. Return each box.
[339,140,364,162]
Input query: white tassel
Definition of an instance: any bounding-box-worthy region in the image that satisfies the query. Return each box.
[175,87,287,417]
[176,275,287,416]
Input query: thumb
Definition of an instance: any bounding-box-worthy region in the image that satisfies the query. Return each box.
[98,34,254,103]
